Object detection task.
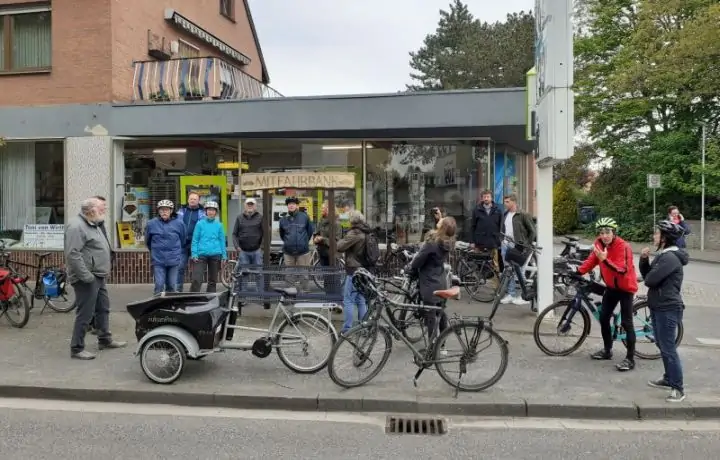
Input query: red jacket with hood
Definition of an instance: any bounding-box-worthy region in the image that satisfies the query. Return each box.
[578,236,638,294]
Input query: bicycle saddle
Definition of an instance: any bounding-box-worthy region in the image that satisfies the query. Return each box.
[433,286,460,300]
[274,287,298,297]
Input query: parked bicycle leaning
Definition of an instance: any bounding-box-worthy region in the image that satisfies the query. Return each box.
[640,220,689,402]
[576,217,638,372]
[145,200,186,295]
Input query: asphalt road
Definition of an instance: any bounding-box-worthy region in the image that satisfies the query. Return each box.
[0,398,718,459]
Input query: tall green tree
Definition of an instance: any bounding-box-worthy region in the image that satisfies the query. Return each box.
[575,0,720,230]
[407,1,534,91]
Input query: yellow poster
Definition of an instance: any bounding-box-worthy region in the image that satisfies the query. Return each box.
[179,176,229,235]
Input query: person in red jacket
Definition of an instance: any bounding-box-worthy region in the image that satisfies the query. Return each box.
[577,217,638,371]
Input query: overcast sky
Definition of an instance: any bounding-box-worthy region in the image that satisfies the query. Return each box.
[247,0,534,96]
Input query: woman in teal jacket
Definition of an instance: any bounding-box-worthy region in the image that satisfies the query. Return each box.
[190,201,227,292]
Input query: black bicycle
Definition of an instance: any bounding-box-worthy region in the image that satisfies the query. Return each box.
[454,242,500,302]
[0,243,75,313]
[327,268,509,394]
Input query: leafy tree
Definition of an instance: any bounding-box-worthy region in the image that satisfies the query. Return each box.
[553,179,578,234]
[407,1,534,90]
[553,143,598,188]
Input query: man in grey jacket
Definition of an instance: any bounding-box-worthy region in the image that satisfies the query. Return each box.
[66,197,126,360]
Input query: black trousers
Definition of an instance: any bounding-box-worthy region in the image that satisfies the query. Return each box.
[190,256,221,293]
[423,303,449,344]
[599,288,636,360]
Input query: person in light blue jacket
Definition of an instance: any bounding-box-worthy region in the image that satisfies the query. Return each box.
[145,200,186,295]
[190,201,227,292]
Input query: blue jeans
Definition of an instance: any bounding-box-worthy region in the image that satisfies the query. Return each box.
[177,251,190,292]
[237,249,263,292]
[153,264,180,295]
[651,309,684,392]
[342,274,367,333]
[501,242,518,296]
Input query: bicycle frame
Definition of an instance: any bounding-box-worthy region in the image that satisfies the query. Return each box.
[559,286,653,342]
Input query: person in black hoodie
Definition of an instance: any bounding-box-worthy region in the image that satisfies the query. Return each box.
[408,216,456,345]
[639,220,690,403]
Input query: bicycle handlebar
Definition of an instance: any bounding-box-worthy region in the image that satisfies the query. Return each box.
[497,232,542,254]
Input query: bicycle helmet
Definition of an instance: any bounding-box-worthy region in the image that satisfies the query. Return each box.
[595,217,618,231]
[351,267,380,299]
[657,220,685,239]
[157,199,174,209]
[204,201,219,210]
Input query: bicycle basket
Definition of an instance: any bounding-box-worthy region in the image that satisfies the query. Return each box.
[505,247,528,266]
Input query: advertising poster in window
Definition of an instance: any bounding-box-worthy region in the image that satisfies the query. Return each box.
[179,176,229,234]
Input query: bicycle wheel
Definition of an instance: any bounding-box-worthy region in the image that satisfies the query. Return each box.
[327,324,393,388]
[457,259,495,303]
[434,321,509,391]
[45,291,77,313]
[220,260,237,290]
[395,307,424,344]
[533,300,591,356]
[3,283,30,328]
[275,312,337,374]
[627,300,684,360]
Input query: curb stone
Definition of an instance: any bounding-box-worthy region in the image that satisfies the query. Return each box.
[0,384,717,420]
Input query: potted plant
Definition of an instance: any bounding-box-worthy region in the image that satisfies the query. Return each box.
[149,91,171,102]
[183,85,205,101]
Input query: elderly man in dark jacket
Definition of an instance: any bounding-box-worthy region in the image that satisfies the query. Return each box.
[470,190,503,269]
[279,196,314,291]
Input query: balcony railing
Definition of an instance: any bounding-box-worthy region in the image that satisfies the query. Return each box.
[132,57,283,102]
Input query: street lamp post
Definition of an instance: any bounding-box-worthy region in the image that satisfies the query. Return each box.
[701,123,706,252]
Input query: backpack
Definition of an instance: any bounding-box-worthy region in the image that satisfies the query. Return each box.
[361,230,381,267]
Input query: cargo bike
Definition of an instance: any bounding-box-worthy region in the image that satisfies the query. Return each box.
[128,265,343,384]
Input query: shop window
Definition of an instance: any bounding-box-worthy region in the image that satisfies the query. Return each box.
[118,141,363,249]
[365,141,484,243]
[0,141,65,249]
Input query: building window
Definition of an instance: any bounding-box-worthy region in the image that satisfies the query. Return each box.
[0,141,65,249]
[0,9,52,72]
[365,141,483,243]
[220,0,235,20]
[177,39,201,91]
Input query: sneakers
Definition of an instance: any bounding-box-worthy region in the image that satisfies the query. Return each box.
[590,349,613,360]
[98,340,128,350]
[500,294,514,304]
[512,297,530,305]
[615,358,635,372]
[648,378,686,402]
[648,378,671,389]
[500,294,529,305]
[71,350,96,360]
[666,389,686,403]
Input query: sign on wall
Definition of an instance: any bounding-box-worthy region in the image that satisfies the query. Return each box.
[240,172,356,190]
[22,224,64,249]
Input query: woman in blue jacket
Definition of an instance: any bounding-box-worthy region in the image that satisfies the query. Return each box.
[190,201,227,292]
[145,200,186,294]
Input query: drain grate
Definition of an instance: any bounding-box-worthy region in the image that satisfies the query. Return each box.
[385,416,447,435]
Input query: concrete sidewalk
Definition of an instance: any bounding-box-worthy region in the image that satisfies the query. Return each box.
[555,235,720,264]
[2,308,718,420]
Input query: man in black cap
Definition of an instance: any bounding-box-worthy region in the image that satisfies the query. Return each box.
[278,196,314,291]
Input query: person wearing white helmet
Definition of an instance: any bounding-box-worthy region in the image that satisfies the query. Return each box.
[145,200,186,295]
[190,201,227,292]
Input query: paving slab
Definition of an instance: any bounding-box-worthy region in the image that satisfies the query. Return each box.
[1,309,719,420]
